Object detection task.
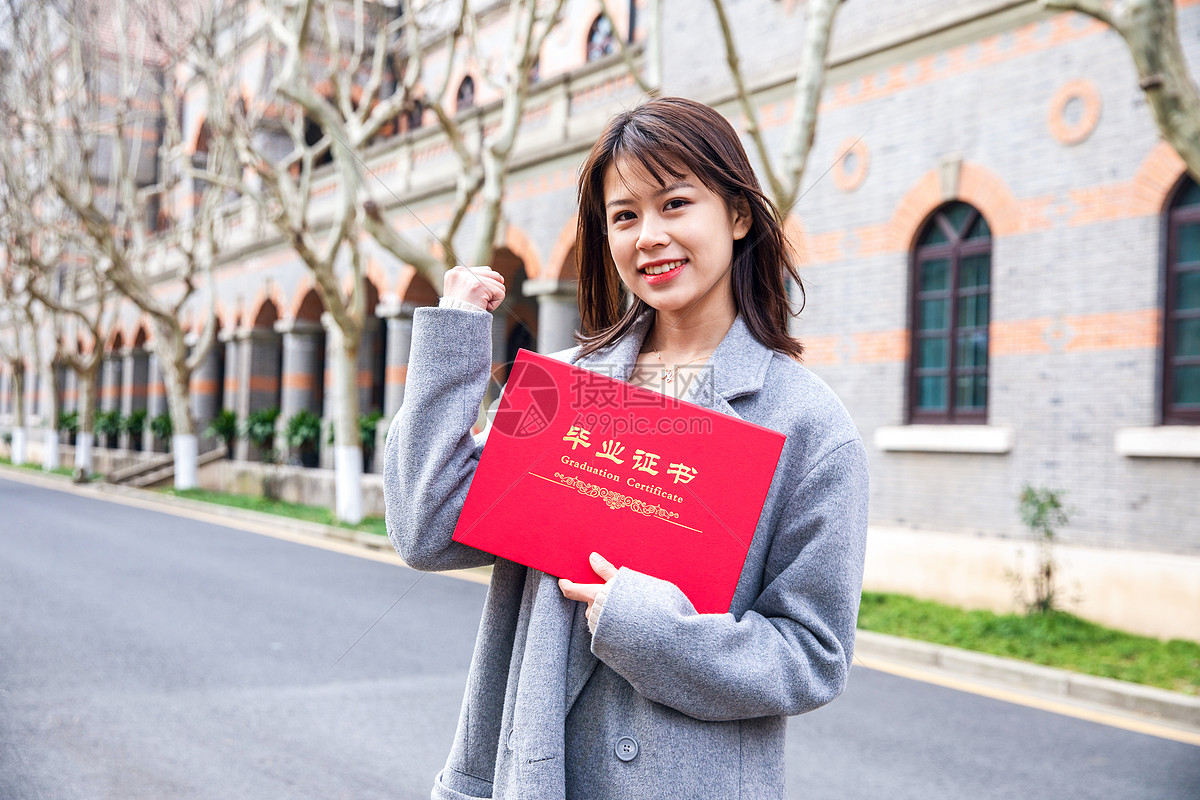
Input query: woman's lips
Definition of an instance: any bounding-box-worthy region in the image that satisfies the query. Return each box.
[641,260,686,285]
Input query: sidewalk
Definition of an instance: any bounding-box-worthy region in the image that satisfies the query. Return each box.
[2,463,1198,738]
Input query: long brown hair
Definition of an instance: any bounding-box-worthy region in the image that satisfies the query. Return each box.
[574,96,805,361]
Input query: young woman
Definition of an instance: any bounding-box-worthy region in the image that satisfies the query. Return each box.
[384,97,869,799]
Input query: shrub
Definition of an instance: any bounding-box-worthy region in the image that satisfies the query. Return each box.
[285,409,322,464]
[204,410,239,457]
[150,412,173,443]
[57,411,79,435]
[1017,485,1071,615]
[242,407,280,462]
[93,410,122,446]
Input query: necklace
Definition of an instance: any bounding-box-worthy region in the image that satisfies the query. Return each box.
[650,342,713,383]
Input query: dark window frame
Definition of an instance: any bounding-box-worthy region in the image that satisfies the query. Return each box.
[455,76,475,113]
[1164,178,1200,424]
[907,202,993,424]
[586,14,617,62]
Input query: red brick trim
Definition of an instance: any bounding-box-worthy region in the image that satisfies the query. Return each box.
[1048,78,1102,146]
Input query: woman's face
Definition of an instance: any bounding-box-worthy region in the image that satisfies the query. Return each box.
[602,159,751,318]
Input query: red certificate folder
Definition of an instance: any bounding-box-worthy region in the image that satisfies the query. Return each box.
[451,349,786,614]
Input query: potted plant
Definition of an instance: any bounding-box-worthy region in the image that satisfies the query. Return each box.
[57,410,79,446]
[150,411,173,452]
[359,410,384,473]
[241,406,280,463]
[285,409,322,468]
[94,409,122,449]
[204,409,239,458]
[123,409,148,451]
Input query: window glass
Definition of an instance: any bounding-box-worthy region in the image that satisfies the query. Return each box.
[1175,365,1200,405]
[1178,270,1200,310]
[919,299,949,331]
[960,254,990,289]
[920,338,947,370]
[910,203,991,422]
[920,258,949,292]
[1178,223,1200,264]
[918,376,946,410]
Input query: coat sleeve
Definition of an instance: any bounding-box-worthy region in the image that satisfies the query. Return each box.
[383,306,500,572]
[589,438,870,722]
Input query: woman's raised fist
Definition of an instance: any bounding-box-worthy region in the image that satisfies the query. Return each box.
[443,265,506,312]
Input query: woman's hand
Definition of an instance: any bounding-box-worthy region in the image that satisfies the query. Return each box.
[559,552,619,630]
[443,265,506,312]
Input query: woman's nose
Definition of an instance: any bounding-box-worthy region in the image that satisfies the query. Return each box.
[636,215,669,250]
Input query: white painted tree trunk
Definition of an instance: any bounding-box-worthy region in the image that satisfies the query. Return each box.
[42,430,60,471]
[11,427,26,465]
[153,321,200,493]
[334,445,363,524]
[75,371,97,477]
[173,434,198,490]
[75,431,94,475]
[325,318,363,523]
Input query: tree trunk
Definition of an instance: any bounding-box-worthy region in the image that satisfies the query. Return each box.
[327,321,363,524]
[73,363,99,476]
[40,361,61,471]
[1042,0,1200,179]
[152,320,198,489]
[10,363,26,465]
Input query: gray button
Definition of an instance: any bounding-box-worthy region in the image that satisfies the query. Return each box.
[614,736,638,762]
[508,728,516,751]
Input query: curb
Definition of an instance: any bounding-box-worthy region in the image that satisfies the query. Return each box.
[854,629,1200,731]
[2,465,1197,732]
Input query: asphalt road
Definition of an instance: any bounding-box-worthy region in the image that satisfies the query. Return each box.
[1,476,1197,799]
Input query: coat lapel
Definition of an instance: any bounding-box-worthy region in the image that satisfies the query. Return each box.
[560,309,775,713]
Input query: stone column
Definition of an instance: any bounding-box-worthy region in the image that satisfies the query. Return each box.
[221,334,240,414]
[120,347,149,449]
[189,335,224,447]
[357,317,382,417]
[234,328,281,461]
[276,320,325,421]
[377,302,416,424]
[145,352,166,451]
[523,278,580,355]
[63,366,78,415]
[101,355,122,413]
[0,364,10,419]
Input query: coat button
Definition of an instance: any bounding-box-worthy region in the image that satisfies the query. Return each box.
[614,736,639,762]
[507,728,517,751]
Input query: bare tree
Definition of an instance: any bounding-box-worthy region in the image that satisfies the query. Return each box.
[709,0,844,215]
[599,0,662,96]
[1041,0,1200,178]
[15,0,232,487]
[0,257,32,465]
[198,0,566,522]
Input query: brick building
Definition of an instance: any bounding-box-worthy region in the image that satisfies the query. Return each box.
[2,0,1197,639]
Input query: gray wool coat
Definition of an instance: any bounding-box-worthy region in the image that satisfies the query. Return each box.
[383,305,870,800]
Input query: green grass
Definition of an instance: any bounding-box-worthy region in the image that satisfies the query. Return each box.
[163,487,388,537]
[0,456,77,477]
[858,592,1200,696]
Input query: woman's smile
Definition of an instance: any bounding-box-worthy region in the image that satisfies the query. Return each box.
[640,258,688,283]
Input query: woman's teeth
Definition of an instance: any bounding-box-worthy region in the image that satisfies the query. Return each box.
[644,260,684,275]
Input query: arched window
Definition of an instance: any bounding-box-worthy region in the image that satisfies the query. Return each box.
[908,202,992,423]
[456,76,475,113]
[1165,178,1200,424]
[587,15,616,62]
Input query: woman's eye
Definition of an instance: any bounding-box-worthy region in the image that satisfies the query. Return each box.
[665,198,689,211]
[612,211,635,224]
